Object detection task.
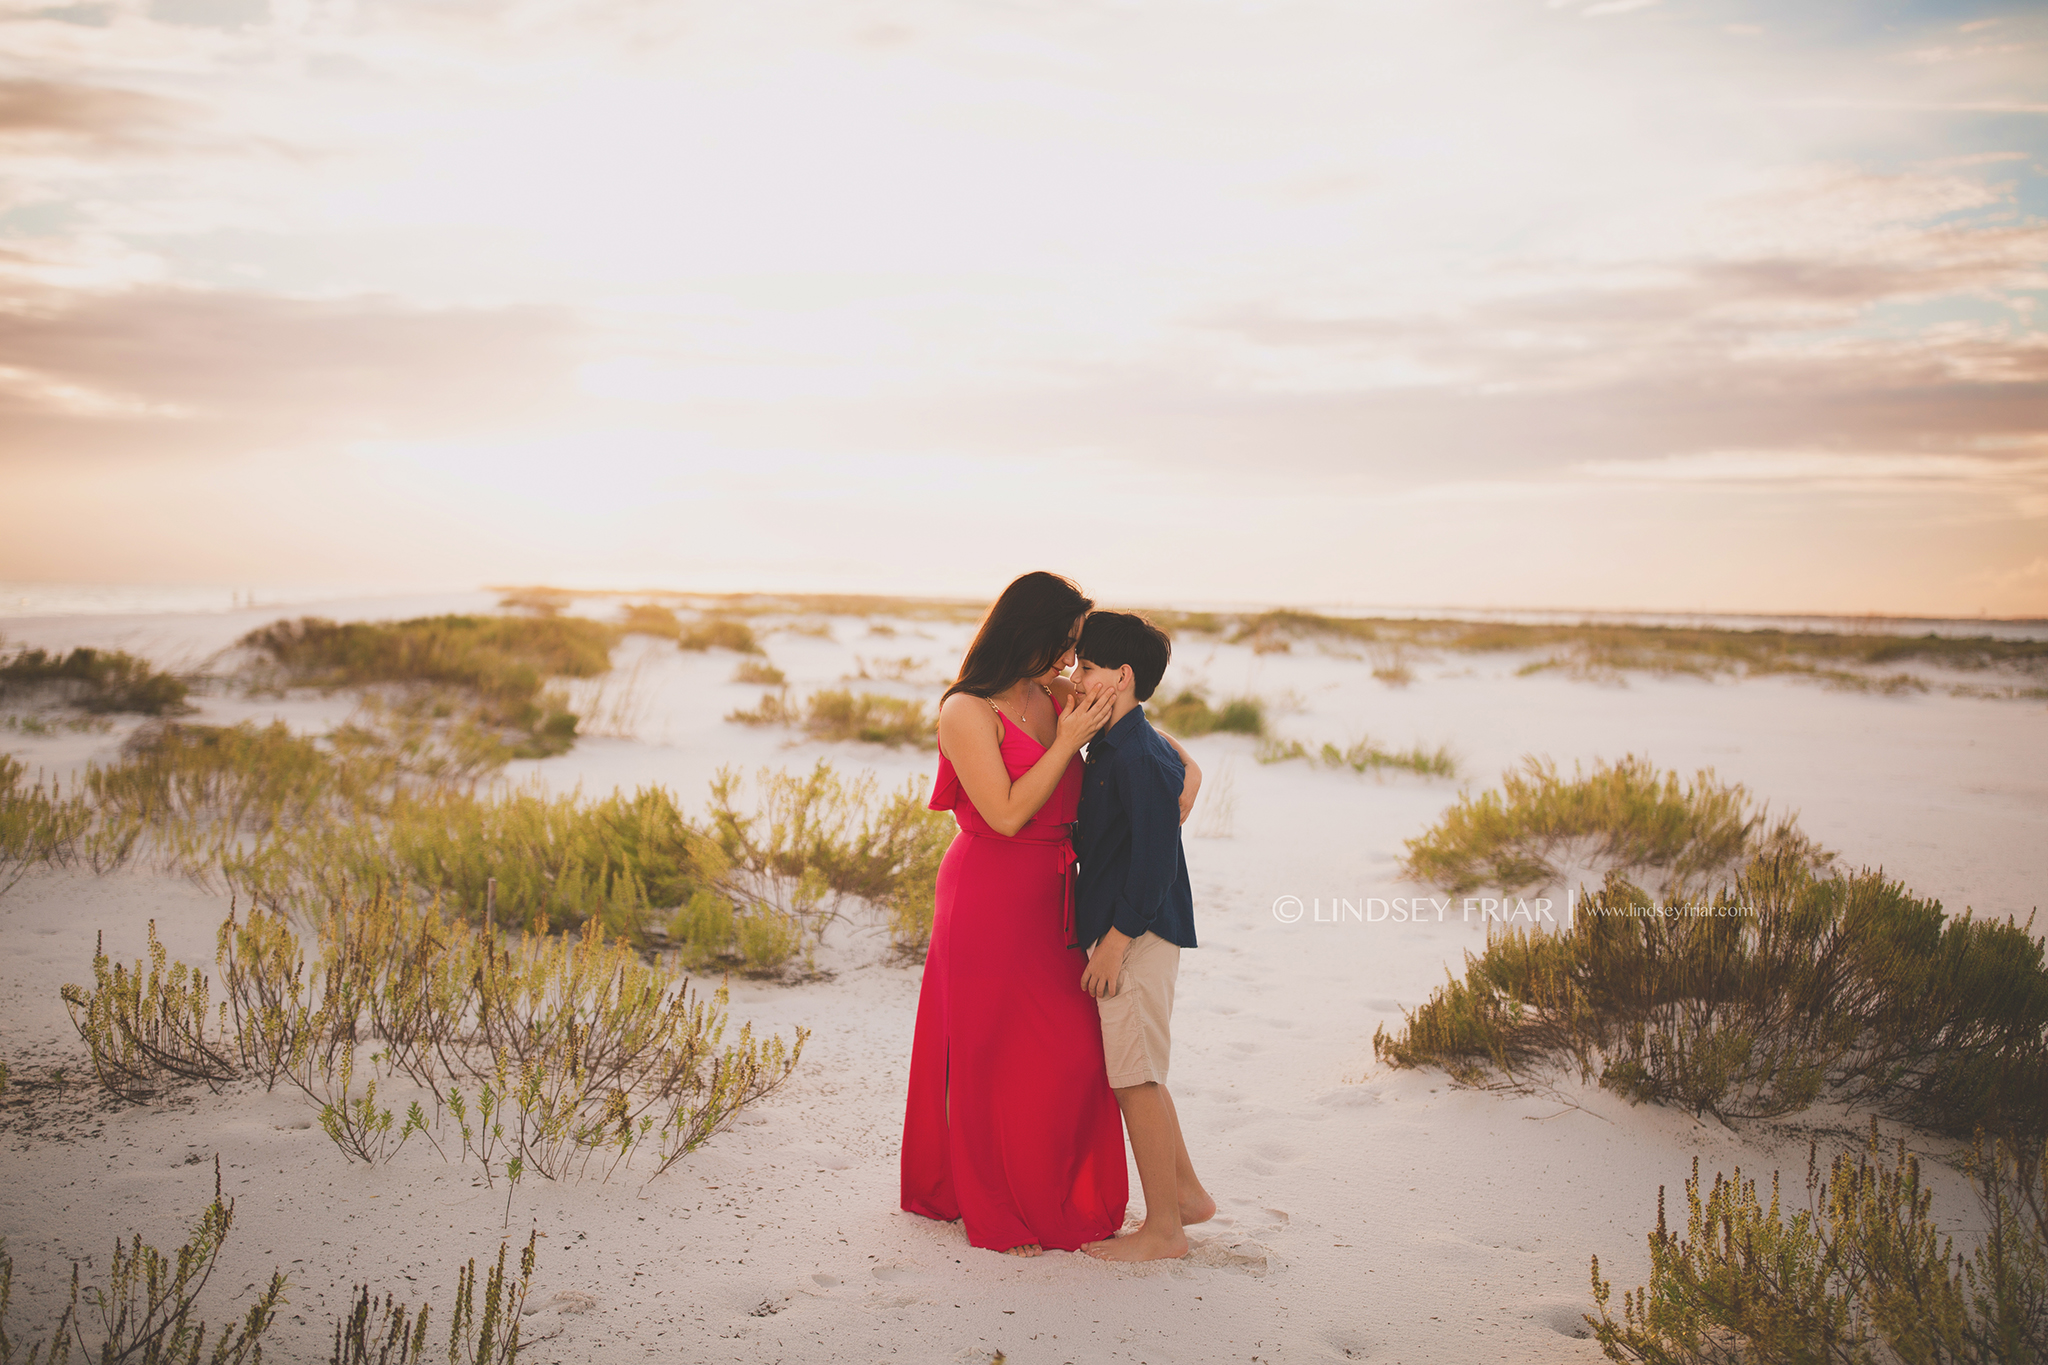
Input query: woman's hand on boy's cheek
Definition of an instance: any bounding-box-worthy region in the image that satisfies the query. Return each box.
[1081,933,1128,998]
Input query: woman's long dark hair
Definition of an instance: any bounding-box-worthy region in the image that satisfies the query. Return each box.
[942,572,1092,704]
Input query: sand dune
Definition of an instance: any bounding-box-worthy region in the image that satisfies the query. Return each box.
[1,594,2041,1362]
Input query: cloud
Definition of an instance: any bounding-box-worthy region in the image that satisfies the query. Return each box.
[0,283,583,461]
[0,79,196,151]
[1575,449,2048,517]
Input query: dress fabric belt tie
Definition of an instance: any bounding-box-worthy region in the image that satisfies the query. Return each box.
[960,822,1079,947]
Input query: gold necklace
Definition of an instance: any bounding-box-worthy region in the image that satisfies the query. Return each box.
[1001,681,1044,732]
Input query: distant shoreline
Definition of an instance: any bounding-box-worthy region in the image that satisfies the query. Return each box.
[2,581,2044,642]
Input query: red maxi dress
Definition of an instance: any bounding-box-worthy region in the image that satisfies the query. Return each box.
[899,696,1129,1252]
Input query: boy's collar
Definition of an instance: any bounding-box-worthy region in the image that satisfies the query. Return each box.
[1093,703,1147,750]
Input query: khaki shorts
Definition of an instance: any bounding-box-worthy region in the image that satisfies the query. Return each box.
[1097,930,1180,1089]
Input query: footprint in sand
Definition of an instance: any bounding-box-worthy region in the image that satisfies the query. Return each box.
[1318,1326,1376,1359]
[1538,1302,1595,1339]
[516,1290,595,1343]
[779,1142,854,1170]
[870,1261,922,1284]
[1185,1237,1276,1278]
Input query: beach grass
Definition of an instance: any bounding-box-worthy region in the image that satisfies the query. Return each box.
[1,755,111,895]
[843,655,932,684]
[1376,850,2048,1144]
[481,587,988,625]
[0,645,191,716]
[1150,690,1266,738]
[62,894,809,1185]
[239,614,617,757]
[1207,609,2048,690]
[727,688,937,749]
[732,660,786,686]
[0,1165,546,1365]
[331,1232,536,1365]
[675,617,765,655]
[703,761,954,959]
[1400,754,1828,898]
[50,717,946,966]
[1589,1121,2048,1363]
[0,1161,287,1364]
[620,602,684,639]
[1256,737,1455,778]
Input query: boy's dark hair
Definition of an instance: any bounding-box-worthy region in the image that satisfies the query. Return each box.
[1077,611,1172,702]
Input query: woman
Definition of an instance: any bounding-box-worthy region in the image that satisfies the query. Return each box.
[899,571,1198,1257]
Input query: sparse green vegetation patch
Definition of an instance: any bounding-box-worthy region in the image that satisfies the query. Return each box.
[0,644,191,715]
[1589,1123,2048,1364]
[727,688,936,749]
[1376,849,2048,1144]
[732,660,786,686]
[1256,737,1455,778]
[620,602,683,639]
[36,717,946,965]
[0,1163,286,1365]
[1401,754,1829,898]
[676,616,763,654]
[1149,690,1266,738]
[62,897,808,1183]
[239,614,618,756]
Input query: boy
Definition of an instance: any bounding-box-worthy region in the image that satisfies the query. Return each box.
[1070,611,1215,1262]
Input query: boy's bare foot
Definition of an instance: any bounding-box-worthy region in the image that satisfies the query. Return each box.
[1179,1190,1217,1226]
[1004,1243,1043,1257]
[1082,1228,1188,1262]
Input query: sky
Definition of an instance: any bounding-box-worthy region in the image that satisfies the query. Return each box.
[0,0,2044,616]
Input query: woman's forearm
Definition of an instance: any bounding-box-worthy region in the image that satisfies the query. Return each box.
[986,742,1083,836]
[1161,731,1202,821]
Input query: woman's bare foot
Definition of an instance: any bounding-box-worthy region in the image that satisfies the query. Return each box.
[1004,1242,1043,1257]
[1082,1227,1188,1262]
[1180,1189,1217,1226]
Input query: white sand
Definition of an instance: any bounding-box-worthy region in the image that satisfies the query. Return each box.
[1,598,2042,1362]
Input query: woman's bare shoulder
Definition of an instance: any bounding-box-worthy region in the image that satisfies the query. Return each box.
[938,690,1001,742]
[939,689,992,718]
[1046,675,1077,704]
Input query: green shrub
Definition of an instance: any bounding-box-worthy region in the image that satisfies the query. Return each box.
[732,660,786,686]
[60,896,809,1184]
[331,1231,537,1365]
[1376,852,2048,1143]
[1401,754,1830,898]
[0,1163,286,1365]
[1589,1121,2048,1364]
[707,762,954,958]
[727,688,936,749]
[239,614,617,756]
[496,588,569,617]
[1256,737,1455,778]
[382,782,724,940]
[1,754,99,896]
[676,617,762,654]
[62,919,239,1102]
[1150,690,1265,738]
[620,603,683,639]
[0,645,190,715]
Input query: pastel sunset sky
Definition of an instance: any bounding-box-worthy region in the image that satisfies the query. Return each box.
[2,0,2044,615]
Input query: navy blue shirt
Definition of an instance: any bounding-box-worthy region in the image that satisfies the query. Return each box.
[1073,705,1197,951]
